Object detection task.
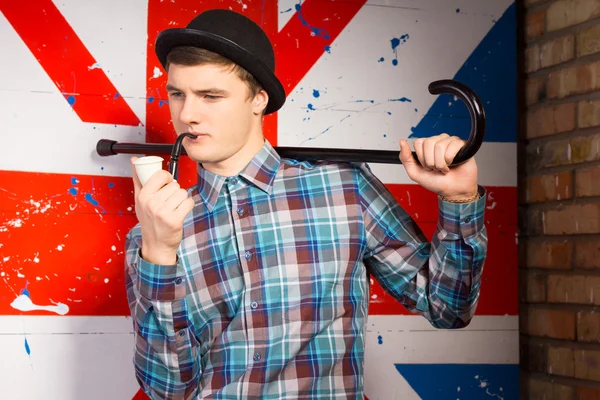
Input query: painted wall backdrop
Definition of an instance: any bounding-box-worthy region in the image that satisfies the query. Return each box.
[0,0,517,399]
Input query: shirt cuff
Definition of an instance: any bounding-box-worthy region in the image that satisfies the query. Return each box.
[134,249,188,302]
[438,185,487,237]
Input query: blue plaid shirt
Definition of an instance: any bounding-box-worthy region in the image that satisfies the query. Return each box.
[125,139,488,399]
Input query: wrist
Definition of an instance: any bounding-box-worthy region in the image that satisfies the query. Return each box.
[141,244,178,265]
[439,186,479,203]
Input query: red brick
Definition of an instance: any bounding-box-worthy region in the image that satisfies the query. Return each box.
[544,204,600,234]
[548,275,588,303]
[524,377,575,400]
[576,166,600,197]
[526,76,547,106]
[578,24,600,57]
[575,349,600,381]
[540,35,575,68]
[523,240,573,269]
[520,271,546,302]
[526,45,541,73]
[547,0,600,32]
[525,171,573,203]
[526,103,576,139]
[579,99,600,128]
[575,239,600,269]
[527,10,546,39]
[521,307,576,339]
[548,346,575,377]
[548,60,600,99]
[577,386,600,399]
[578,311,600,342]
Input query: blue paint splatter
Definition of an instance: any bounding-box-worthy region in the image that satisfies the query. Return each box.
[383,134,387,138]
[71,177,79,185]
[340,114,351,123]
[386,111,392,115]
[159,100,168,107]
[84,193,99,206]
[113,93,120,100]
[378,57,385,62]
[148,96,154,103]
[415,108,418,112]
[119,210,123,216]
[389,97,412,102]
[280,7,292,13]
[100,167,104,171]
[324,45,331,53]
[307,104,316,111]
[456,8,461,13]
[295,3,330,39]
[20,281,30,297]
[67,95,76,105]
[108,182,115,188]
[378,335,383,344]
[390,34,409,66]
[313,89,320,98]
[68,187,78,196]
[354,100,375,103]
[24,338,31,356]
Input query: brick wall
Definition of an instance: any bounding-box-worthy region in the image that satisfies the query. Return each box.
[520,0,600,398]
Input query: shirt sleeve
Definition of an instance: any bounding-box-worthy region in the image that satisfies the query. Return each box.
[124,226,201,399]
[357,163,488,329]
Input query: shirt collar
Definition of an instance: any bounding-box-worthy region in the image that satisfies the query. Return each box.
[196,139,281,212]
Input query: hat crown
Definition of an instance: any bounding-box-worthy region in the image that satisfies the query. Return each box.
[185,10,275,70]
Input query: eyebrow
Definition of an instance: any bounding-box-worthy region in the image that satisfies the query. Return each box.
[165,84,229,95]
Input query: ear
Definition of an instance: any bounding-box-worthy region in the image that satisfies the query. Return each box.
[252,89,269,115]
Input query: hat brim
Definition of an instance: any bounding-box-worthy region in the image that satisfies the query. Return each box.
[155,29,285,115]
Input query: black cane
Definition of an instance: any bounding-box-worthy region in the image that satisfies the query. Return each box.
[96,79,486,178]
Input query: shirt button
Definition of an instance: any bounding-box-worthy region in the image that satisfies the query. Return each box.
[464,216,472,223]
[244,251,253,260]
[179,330,186,337]
[230,177,238,185]
[237,207,244,216]
[251,301,258,309]
[253,352,261,362]
[175,277,183,285]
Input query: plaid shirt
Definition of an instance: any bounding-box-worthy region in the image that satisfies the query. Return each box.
[125,139,488,399]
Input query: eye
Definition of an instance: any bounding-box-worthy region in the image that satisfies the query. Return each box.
[168,91,184,98]
[205,95,222,100]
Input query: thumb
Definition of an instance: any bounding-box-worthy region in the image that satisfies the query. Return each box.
[130,157,142,195]
[399,140,421,177]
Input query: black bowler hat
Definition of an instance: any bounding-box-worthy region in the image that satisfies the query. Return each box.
[155,9,286,115]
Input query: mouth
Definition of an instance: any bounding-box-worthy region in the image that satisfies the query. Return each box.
[184,133,209,142]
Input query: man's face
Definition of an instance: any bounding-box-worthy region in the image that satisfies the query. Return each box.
[166,63,267,172]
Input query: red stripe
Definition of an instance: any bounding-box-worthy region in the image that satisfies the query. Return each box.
[0,0,141,126]
[0,170,516,316]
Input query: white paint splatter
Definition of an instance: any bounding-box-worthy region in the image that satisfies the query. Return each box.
[152,66,163,79]
[0,272,5,277]
[56,245,64,251]
[127,207,132,211]
[3,257,9,262]
[35,277,42,281]
[104,278,109,283]
[11,295,69,315]
[88,62,102,70]
[17,272,24,278]
[33,254,40,263]
[111,245,116,251]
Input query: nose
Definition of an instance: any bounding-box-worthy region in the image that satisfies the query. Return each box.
[179,96,202,127]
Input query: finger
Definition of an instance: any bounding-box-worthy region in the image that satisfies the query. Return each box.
[399,139,421,177]
[422,138,436,171]
[434,137,455,174]
[144,170,174,194]
[163,188,190,212]
[413,138,426,167]
[151,181,182,205]
[445,137,467,165]
[173,197,195,223]
[131,157,142,196]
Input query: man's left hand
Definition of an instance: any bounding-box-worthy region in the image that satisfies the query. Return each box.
[398,134,478,202]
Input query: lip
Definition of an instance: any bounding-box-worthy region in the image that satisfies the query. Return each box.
[185,133,209,141]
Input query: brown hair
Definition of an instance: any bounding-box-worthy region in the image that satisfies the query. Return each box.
[166,46,265,102]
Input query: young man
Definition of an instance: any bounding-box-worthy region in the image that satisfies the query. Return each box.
[125,9,487,400]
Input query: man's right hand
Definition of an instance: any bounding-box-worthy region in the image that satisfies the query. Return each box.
[131,157,195,265]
